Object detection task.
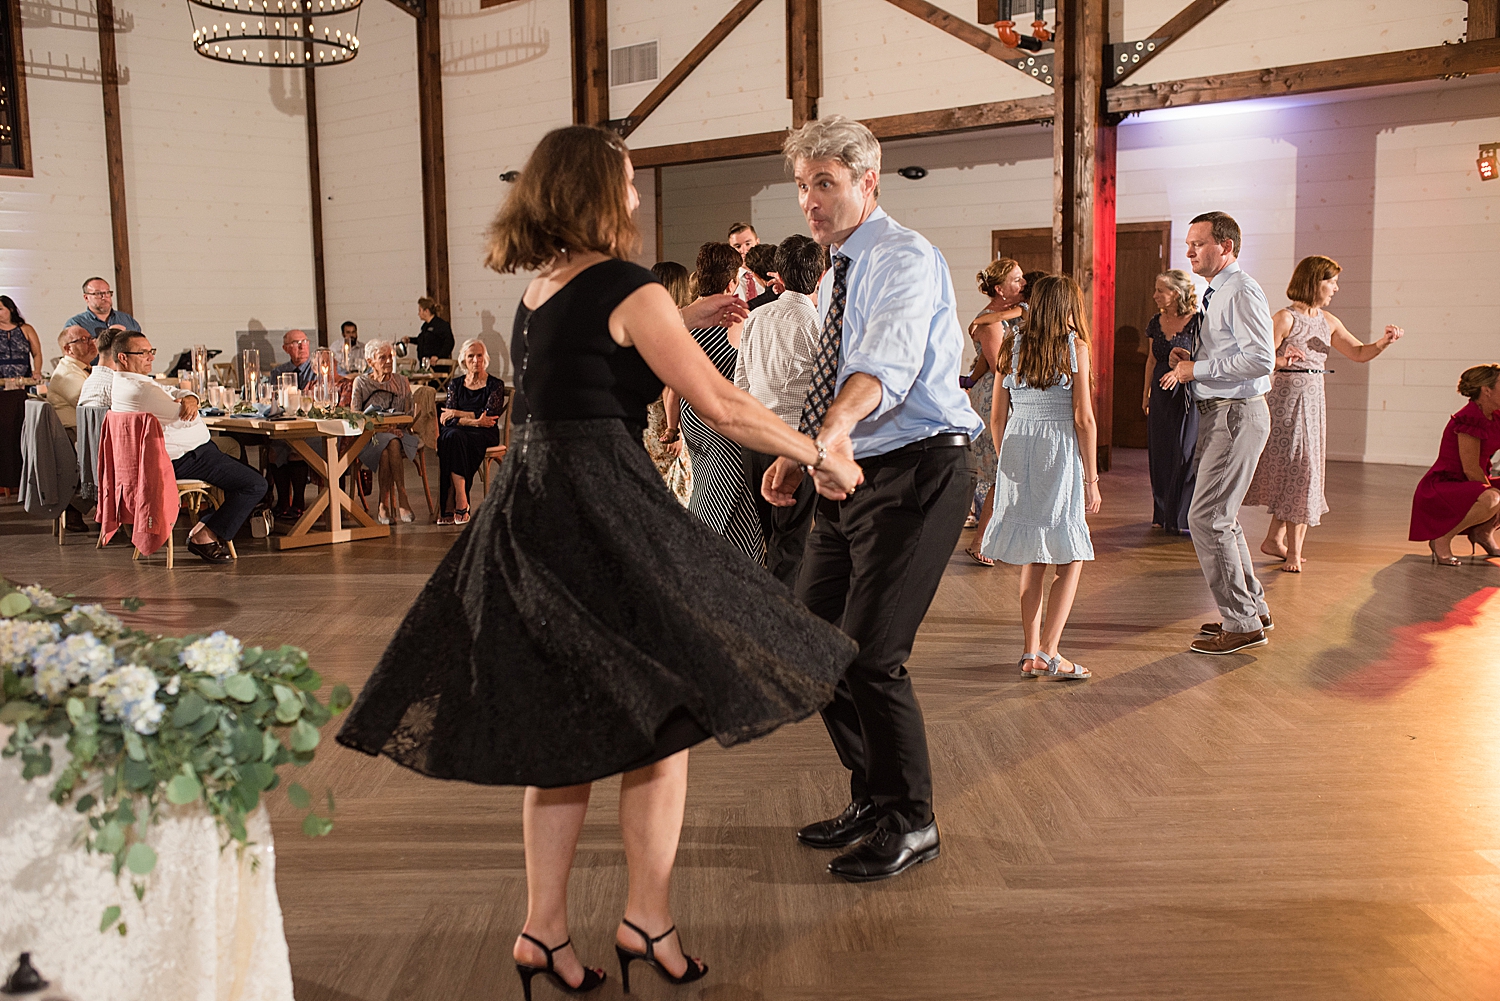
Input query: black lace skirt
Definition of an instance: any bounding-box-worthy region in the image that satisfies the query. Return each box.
[336,418,856,789]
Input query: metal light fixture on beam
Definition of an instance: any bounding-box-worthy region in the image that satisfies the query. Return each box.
[185,0,362,67]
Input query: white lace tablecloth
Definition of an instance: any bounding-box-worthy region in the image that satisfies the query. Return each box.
[0,735,295,1001]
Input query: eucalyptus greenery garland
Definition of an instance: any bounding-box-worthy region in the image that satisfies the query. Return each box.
[0,579,350,934]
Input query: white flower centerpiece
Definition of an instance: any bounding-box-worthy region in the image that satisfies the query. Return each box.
[0,579,350,934]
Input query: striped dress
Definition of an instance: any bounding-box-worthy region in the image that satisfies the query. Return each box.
[680,326,767,566]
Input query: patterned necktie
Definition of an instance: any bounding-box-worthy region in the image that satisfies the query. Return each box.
[798,253,851,438]
[1194,284,1214,358]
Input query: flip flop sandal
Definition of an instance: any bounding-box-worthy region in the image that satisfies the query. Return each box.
[965,547,995,567]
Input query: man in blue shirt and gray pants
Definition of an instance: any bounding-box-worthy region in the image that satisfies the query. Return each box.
[764,116,982,882]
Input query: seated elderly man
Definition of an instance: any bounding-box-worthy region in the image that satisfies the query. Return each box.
[48,325,99,437]
[78,327,122,410]
[266,329,321,517]
[110,332,268,565]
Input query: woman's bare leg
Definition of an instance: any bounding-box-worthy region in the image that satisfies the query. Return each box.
[1019,563,1047,656]
[1282,522,1309,572]
[514,783,594,987]
[1039,561,1084,668]
[1435,488,1500,557]
[616,750,697,977]
[391,441,412,509]
[376,446,395,513]
[451,471,470,511]
[1260,518,1288,560]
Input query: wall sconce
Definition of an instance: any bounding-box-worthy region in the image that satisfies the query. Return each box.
[1479,144,1498,182]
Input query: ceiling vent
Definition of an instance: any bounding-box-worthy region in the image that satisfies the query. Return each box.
[610,40,658,87]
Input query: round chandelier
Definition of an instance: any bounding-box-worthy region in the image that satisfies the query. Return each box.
[186,0,362,67]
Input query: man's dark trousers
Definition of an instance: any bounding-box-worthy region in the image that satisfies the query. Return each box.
[795,440,973,831]
[745,448,817,588]
[172,441,269,540]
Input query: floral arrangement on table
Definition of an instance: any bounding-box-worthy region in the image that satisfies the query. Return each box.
[227,401,368,426]
[0,579,350,934]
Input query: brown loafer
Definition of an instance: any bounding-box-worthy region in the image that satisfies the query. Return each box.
[1190,628,1267,655]
[1198,614,1273,636]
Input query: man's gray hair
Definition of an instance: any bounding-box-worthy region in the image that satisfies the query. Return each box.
[783,115,882,183]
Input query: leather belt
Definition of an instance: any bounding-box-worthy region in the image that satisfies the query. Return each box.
[874,432,971,459]
[1195,394,1264,415]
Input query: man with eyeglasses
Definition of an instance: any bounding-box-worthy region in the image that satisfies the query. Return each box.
[46,326,99,436]
[110,332,268,565]
[267,329,321,517]
[65,277,140,340]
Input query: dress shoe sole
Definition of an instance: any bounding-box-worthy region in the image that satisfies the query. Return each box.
[1189,637,1268,656]
[828,844,940,883]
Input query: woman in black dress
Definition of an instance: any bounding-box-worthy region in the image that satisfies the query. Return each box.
[680,242,767,564]
[436,337,507,525]
[1141,269,1201,535]
[336,126,862,998]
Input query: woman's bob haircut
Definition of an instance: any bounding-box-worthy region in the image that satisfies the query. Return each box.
[484,126,640,273]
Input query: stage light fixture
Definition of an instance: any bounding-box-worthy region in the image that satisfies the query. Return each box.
[1479,143,1499,182]
[499,171,520,183]
[897,166,928,180]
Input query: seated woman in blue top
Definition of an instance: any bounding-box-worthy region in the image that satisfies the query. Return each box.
[436,337,507,525]
[979,274,1103,681]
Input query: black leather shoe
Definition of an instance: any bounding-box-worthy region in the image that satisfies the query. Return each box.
[187,539,233,565]
[796,800,880,850]
[827,819,940,882]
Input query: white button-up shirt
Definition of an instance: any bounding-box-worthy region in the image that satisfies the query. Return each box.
[734,291,820,430]
[1191,261,1276,400]
[110,371,210,460]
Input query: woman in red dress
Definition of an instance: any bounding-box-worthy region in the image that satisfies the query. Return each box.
[1409,364,1500,564]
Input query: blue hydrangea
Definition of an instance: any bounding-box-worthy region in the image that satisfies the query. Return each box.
[91,664,165,735]
[179,631,244,679]
[31,632,115,700]
[0,619,63,671]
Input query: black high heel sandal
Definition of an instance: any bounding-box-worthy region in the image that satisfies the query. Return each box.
[514,933,605,1001]
[614,918,708,994]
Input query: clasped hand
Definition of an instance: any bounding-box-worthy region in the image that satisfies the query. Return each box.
[1159,347,1195,389]
[762,439,864,506]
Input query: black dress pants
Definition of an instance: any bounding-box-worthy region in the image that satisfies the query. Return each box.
[795,440,974,831]
[744,448,818,589]
[172,440,270,541]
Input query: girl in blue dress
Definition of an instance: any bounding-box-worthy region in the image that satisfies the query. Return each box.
[979,275,1102,680]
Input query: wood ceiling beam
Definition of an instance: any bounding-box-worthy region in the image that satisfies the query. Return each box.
[883,0,1026,61]
[1107,37,1500,114]
[1112,0,1230,85]
[614,0,766,137]
[787,0,821,127]
[627,94,1054,168]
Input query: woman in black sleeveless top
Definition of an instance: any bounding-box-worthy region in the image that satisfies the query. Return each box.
[338,126,862,997]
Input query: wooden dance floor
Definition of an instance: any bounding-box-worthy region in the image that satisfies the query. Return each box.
[3,448,1497,1000]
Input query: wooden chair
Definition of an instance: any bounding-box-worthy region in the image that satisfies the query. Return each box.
[129,480,239,569]
[353,444,434,522]
[477,406,513,500]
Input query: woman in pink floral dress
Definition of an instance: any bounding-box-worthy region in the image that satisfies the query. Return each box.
[1246,256,1404,571]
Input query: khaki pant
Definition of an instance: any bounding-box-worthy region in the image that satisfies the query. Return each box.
[1188,396,1271,634]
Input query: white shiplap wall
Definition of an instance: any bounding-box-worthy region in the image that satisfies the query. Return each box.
[662,76,1500,467]
[316,0,426,350]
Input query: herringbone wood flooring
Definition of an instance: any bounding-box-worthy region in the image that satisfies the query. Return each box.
[3,449,1497,1000]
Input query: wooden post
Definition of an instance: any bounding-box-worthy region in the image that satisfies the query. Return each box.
[570,0,608,125]
[1470,0,1499,40]
[304,62,329,346]
[416,4,451,315]
[1053,0,1113,469]
[654,166,665,262]
[787,0,821,126]
[96,0,131,314]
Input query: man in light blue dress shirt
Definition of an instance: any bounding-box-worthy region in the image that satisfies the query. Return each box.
[764,116,982,883]
[1161,212,1276,654]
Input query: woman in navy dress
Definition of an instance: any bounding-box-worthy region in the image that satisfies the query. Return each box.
[436,337,507,524]
[1141,270,1201,535]
[337,126,861,998]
